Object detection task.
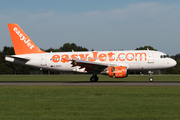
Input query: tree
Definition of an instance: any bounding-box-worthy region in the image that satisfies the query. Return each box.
[136,46,157,51]
[44,43,88,52]
[44,47,60,52]
[59,43,88,52]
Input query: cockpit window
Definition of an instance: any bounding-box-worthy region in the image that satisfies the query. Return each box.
[160,54,169,58]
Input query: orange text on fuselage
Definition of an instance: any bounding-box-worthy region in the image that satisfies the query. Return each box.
[51,52,147,63]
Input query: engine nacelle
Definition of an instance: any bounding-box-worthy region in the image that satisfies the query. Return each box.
[101,66,128,78]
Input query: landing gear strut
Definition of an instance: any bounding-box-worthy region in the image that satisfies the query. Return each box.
[148,71,154,82]
[90,75,99,82]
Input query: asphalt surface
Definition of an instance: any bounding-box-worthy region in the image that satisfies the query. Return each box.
[0,81,180,86]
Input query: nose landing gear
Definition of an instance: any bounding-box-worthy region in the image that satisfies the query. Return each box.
[149,77,154,82]
[148,71,153,82]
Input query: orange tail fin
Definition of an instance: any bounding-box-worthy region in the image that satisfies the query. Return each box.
[7,23,46,55]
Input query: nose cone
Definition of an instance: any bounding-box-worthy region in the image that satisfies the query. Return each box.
[170,59,177,67]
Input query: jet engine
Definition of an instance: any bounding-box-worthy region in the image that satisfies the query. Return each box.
[101,66,128,78]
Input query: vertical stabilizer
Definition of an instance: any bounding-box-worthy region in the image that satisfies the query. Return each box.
[7,23,45,55]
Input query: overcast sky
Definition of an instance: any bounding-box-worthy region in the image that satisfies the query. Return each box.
[0,0,180,55]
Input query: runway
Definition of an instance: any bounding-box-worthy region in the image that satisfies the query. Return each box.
[1,81,180,86]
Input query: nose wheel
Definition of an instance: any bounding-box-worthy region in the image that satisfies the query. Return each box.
[149,77,153,82]
[148,71,153,82]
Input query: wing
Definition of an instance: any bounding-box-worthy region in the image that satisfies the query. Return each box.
[71,59,108,73]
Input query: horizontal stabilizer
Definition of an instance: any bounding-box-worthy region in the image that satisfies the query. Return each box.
[5,55,30,63]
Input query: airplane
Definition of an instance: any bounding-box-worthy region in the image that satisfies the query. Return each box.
[5,23,177,82]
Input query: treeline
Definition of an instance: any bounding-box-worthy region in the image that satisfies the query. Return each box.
[44,43,88,52]
[0,44,179,74]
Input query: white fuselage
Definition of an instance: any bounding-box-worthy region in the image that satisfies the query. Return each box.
[5,50,177,72]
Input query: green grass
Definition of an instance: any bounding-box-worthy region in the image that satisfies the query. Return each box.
[0,75,180,81]
[0,86,180,120]
[0,75,180,119]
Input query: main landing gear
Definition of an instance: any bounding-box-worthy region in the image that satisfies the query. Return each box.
[90,75,99,82]
[148,71,154,82]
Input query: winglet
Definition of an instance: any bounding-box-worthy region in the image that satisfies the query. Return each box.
[7,23,46,55]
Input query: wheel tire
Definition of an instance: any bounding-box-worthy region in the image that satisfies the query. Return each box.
[149,77,153,82]
[95,76,99,81]
[90,76,97,82]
